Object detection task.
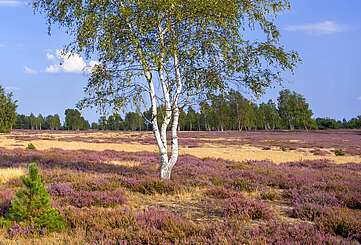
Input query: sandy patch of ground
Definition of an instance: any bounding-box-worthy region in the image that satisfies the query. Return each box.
[0,133,360,164]
[182,144,361,164]
[107,160,142,168]
[0,136,157,152]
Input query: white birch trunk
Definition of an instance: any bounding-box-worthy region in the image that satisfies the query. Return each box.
[122,9,181,180]
[160,44,183,180]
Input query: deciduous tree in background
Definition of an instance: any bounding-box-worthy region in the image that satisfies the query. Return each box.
[0,86,17,133]
[46,114,61,130]
[124,112,144,131]
[64,109,90,131]
[278,89,313,130]
[259,100,280,130]
[35,0,299,179]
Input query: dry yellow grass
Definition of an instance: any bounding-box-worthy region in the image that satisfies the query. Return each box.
[0,136,157,153]
[0,168,25,184]
[107,160,142,167]
[124,187,216,222]
[182,144,361,164]
[0,132,360,164]
[125,187,206,210]
[0,231,86,245]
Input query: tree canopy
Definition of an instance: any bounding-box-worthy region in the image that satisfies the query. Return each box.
[35,0,299,110]
[278,89,313,130]
[64,109,90,130]
[34,0,300,179]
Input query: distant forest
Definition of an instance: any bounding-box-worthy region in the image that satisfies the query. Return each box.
[15,90,361,131]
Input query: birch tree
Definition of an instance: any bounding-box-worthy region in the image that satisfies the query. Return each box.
[34,0,299,179]
[278,89,313,130]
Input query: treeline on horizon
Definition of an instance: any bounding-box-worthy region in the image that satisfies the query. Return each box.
[14,90,361,132]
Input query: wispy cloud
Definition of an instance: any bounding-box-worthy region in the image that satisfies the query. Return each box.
[285,21,346,35]
[0,1,23,7]
[357,96,361,101]
[24,66,37,75]
[0,43,5,48]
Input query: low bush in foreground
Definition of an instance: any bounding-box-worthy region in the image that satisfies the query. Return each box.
[2,163,65,234]
[223,196,274,221]
[260,189,280,201]
[120,178,181,195]
[250,221,343,244]
[315,208,361,242]
[49,183,127,208]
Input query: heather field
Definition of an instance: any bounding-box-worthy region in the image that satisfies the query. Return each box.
[0,130,361,244]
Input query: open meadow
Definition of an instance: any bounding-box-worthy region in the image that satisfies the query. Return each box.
[1,0,360,244]
[0,130,360,244]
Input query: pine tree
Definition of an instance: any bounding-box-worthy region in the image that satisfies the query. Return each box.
[0,86,17,133]
[7,163,65,232]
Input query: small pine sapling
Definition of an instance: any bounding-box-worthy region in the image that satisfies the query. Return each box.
[7,162,65,232]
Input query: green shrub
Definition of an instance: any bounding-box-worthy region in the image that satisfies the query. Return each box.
[232,179,257,193]
[316,208,361,241]
[26,143,36,150]
[260,189,280,201]
[6,162,65,232]
[334,150,345,156]
[224,196,274,221]
[0,217,11,228]
[206,187,235,199]
[210,176,226,186]
[229,162,251,170]
[124,179,179,195]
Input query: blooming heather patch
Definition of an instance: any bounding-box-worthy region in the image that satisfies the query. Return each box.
[249,221,343,244]
[315,208,361,242]
[223,196,274,221]
[136,208,202,242]
[49,183,127,208]
[0,130,360,243]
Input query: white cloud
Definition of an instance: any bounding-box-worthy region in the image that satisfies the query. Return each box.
[58,50,87,73]
[285,21,346,35]
[45,64,61,74]
[24,66,37,75]
[357,96,361,101]
[0,43,5,48]
[45,49,98,74]
[46,53,55,61]
[0,1,23,7]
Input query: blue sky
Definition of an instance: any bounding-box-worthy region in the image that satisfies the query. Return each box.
[0,0,360,123]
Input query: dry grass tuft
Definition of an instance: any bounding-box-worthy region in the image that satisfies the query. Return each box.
[107,160,141,168]
[0,168,25,184]
[124,187,216,222]
[0,231,86,245]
